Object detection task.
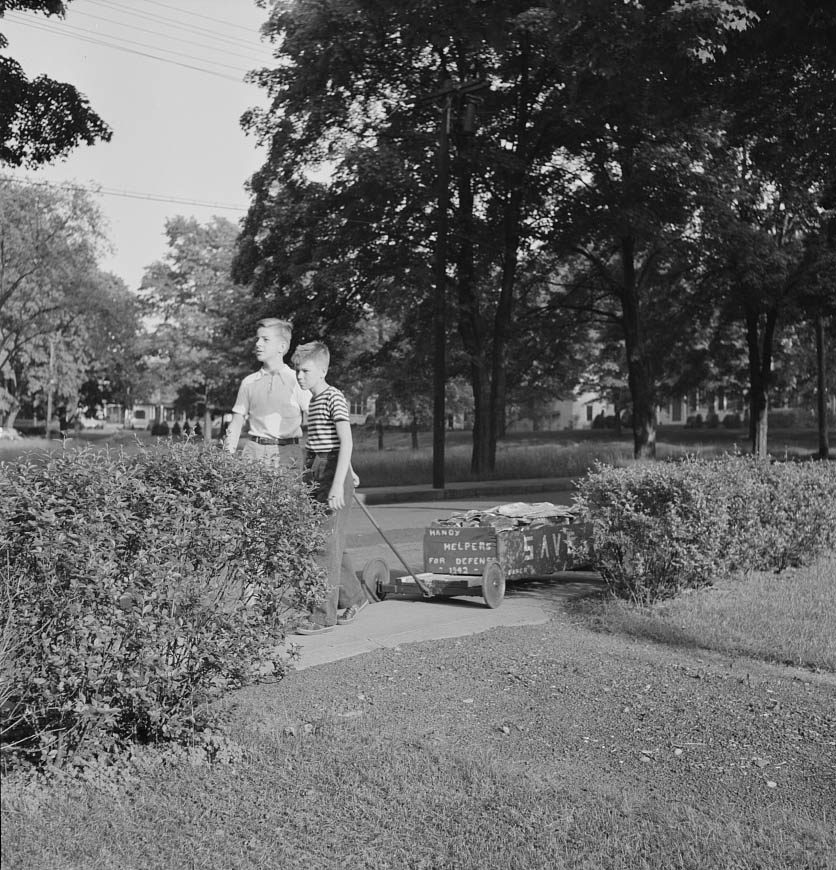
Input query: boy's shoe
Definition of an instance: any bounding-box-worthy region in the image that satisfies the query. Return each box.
[337,600,369,625]
[296,620,335,635]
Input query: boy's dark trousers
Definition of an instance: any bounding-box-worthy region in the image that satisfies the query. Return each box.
[304,450,366,627]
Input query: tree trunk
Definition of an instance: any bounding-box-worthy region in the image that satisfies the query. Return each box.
[815,311,830,460]
[45,336,56,438]
[619,236,656,459]
[453,129,490,473]
[4,401,20,430]
[488,48,530,472]
[410,414,419,450]
[745,305,777,459]
[3,369,21,429]
[488,192,520,469]
[432,93,451,490]
[469,360,492,472]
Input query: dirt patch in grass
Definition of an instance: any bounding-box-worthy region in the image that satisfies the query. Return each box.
[4,613,834,869]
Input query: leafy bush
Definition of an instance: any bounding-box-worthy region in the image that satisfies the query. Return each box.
[722,413,742,429]
[0,442,326,767]
[574,459,730,604]
[574,455,836,604]
[716,455,836,572]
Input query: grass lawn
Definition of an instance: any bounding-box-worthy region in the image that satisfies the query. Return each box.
[3,426,834,869]
[573,553,836,673]
[350,424,827,487]
[3,425,827,488]
[2,554,834,870]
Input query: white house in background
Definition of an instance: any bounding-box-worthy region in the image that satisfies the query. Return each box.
[656,387,746,426]
[508,391,615,432]
[125,405,154,430]
[346,393,377,426]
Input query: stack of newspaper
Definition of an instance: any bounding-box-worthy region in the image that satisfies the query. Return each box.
[430,502,581,531]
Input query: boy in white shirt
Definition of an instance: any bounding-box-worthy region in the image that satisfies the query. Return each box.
[224,318,310,469]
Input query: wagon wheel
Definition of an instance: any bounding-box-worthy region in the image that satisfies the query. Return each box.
[361,558,389,602]
[481,560,505,609]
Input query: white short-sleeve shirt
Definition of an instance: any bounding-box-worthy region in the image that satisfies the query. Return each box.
[232,364,311,439]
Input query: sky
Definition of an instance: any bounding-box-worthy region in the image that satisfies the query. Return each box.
[2,0,276,290]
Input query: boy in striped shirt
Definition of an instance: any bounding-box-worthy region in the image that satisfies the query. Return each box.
[292,341,369,634]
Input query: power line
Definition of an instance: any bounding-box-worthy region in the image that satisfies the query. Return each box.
[86,0,267,55]
[7,16,248,82]
[9,176,250,213]
[136,0,263,35]
[70,8,267,66]
[8,15,253,76]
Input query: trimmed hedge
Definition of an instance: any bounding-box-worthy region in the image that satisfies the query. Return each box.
[0,442,326,767]
[574,455,836,605]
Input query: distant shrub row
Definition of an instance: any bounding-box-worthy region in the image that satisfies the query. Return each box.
[575,455,836,605]
[684,408,835,430]
[0,443,326,768]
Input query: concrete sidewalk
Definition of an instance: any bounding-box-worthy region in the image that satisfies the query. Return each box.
[291,572,604,670]
[288,476,600,671]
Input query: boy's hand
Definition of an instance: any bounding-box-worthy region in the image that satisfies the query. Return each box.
[328,487,345,510]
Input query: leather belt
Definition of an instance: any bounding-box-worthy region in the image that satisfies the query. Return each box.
[249,435,300,446]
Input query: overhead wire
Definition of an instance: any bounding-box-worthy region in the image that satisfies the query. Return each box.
[8,177,249,213]
[3,5,266,224]
[85,0,268,55]
[133,0,262,35]
[7,14,254,77]
[69,8,267,66]
[5,15,250,82]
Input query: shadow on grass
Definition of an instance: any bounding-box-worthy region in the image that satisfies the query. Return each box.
[505,571,606,605]
[565,593,714,658]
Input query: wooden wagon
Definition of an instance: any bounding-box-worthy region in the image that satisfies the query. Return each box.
[364,513,593,609]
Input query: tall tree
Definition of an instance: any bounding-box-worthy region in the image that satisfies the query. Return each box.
[702,1,836,456]
[237,0,564,471]
[77,270,142,418]
[139,216,248,435]
[796,191,836,459]
[238,0,766,469]
[1,1,111,167]
[0,175,115,427]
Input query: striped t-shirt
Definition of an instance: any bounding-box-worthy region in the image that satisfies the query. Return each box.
[306,386,350,452]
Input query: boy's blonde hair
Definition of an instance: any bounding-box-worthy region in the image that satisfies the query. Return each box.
[291,341,330,369]
[257,318,293,345]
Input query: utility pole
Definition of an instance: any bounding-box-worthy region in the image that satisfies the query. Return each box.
[432,88,452,489]
[815,311,830,460]
[45,334,57,438]
[420,76,489,490]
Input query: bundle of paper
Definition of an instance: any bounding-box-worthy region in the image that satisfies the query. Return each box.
[430,501,580,531]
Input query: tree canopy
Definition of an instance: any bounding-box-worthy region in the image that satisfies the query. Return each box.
[138,216,250,416]
[0,176,137,426]
[0,0,111,167]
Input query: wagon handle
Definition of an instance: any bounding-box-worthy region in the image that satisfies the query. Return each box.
[353,493,433,596]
